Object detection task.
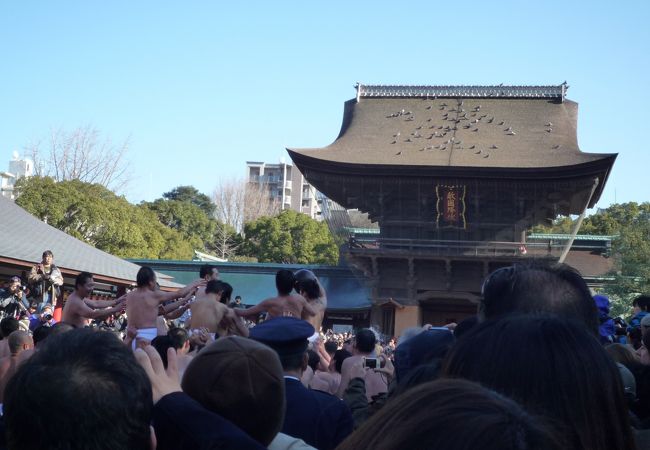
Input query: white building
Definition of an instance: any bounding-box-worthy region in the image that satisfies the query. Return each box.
[1,152,34,199]
[246,160,322,220]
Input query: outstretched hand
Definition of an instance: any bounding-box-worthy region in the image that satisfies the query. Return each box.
[134,346,182,404]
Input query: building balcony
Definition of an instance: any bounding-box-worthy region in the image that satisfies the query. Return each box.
[284,180,292,189]
[346,237,565,260]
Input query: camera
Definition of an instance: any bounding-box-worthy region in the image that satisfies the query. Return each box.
[43,314,53,321]
[363,357,378,369]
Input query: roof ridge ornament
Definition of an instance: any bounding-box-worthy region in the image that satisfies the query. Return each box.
[355,83,568,102]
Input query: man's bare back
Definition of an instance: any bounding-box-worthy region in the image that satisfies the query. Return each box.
[126,274,203,347]
[236,294,317,321]
[187,298,229,334]
[303,296,326,331]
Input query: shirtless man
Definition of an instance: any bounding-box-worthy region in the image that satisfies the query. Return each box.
[0,330,33,403]
[236,269,317,321]
[194,264,219,299]
[126,266,204,349]
[188,280,248,338]
[61,272,125,329]
[294,269,327,332]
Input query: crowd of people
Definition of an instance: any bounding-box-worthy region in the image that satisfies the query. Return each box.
[0,254,649,449]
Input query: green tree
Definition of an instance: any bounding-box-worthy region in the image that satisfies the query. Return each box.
[141,198,216,250]
[243,210,339,264]
[528,203,650,317]
[163,185,216,217]
[14,176,195,259]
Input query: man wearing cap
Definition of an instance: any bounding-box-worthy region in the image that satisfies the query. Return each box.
[0,277,28,320]
[250,317,353,450]
[29,304,56,331]
[182,336,315,449]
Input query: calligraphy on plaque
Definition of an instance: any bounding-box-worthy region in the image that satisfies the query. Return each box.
[436,185,467,229]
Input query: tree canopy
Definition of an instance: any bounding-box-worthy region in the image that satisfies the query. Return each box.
[163,185,215,217]
[14,177,340,265]
[14,177,194,259]
[243,209,339,265]
[532,202,650,316]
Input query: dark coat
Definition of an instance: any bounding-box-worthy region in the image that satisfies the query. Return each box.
[282,378,353,450]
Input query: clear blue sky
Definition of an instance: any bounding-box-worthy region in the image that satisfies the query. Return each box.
[1,1,648,208]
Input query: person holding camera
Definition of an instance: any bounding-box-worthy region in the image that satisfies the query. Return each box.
[28,250,63,313]
[0,276,29,320]
[29,304,56,332]
[336,329,389,402]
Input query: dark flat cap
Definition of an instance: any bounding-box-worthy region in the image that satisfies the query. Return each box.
[249,317,315,359]
[249,317,315,343]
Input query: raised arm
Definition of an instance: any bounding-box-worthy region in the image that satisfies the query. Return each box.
[153,279,204,304]
[161,292,194,319]
[223,308,249,337]
[234,300,270,318]
[72,300,124,321]
[85,295,125,309]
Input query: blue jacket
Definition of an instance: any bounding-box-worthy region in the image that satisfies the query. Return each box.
[282,377,353,450]
[628,311,648,333]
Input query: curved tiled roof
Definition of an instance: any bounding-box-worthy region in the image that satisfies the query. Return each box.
[289,94,615,170]
[0,195,182,288]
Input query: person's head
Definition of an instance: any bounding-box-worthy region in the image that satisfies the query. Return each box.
[354,329,376,355]
[0,317,19,339]
[331,349,352,374]
[136,266,157,289]
[249,317,314,374]
[41,250,53,265]
[167,327,190,354]
[205,280,225,301]
[336,378,560,450]
[391,361,442,398]
[294,269,320,300]
[199,264,219,281]
[443,315,635,450]
[219,282,233,304]
[151,336,174,369]
[453,316,478,339]
[394,328,454,382]
[275,269,295,296]
[75,272,95,297]
[182,336,285,447]
[324,340,338,357]
[32,325,51,348]
[40,305,54,322]
[4,329,154,450]
[479,261,599,335]
[8,276,21,293]
[234,296,241,304]
[633,295,650,314]
[49,322,76,337]
[397,327,425,346]
[8,330,33,355]
[306,349,320,372]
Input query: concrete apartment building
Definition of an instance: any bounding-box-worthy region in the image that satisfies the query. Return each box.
[246,160,322,220]
[1,152,34,199]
